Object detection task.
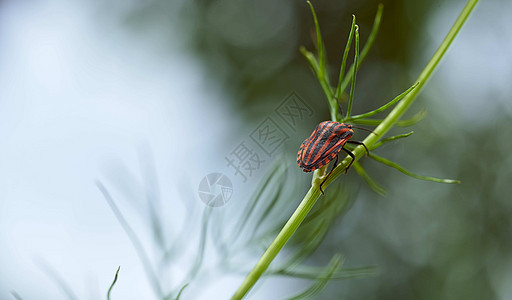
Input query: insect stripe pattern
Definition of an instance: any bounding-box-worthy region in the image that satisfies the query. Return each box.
[297,121,354,172]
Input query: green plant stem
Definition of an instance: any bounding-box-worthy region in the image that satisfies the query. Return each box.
[232,0,478,298]
[305,1,337,120]
[347,82,419,121]
[324,0,479,186]
[107,266,120,300]
[335,15,356,103]
[369,152,461,183]
[346,25,359,119]
[338,4,383,98]
[231,186,322,300]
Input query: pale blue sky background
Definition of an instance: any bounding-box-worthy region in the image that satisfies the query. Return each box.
[0,1,236,298]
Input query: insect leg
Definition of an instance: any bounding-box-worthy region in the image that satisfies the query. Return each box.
[319,155,338,195]
[346,141,369,156]
[341,147,355,173]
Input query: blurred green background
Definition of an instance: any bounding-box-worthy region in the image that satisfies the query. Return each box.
[169,0,512,298]
[172,0,511,297]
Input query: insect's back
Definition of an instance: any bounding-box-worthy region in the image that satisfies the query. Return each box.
[297,121,353,172]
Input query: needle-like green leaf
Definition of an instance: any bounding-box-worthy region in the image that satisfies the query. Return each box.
[305,1,336,119]
[107,266,120,300]
[307,1,326,75]
[183,207,212,283]
[175,283,189,300]
[97,182,164,298]
[335,15,356,103]
[353,162,386,196]
[369,152,461,183]
[346,25,359,119]
[372,131,414,149]
[270,265,377,280]
[229,162,287,246]
[286,254,344,300]
[232,0,477,297]
[338,4,384,97]
[347,82,419,121]
[350,109,427,127]
[300,47,320,77]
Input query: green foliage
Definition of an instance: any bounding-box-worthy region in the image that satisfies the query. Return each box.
[175,283,189,300]
[335,15,356,103]
[346,25,359,119]
[353,162,386,196]
[86,1,477,300]
[286,254,343,300]
[233,0,479,298]
[369,152,461,184]
[345,82,419,122]
[372,131,414,148]
[97,182,164,298]
[350,109,427,127]
[107,266,120,300]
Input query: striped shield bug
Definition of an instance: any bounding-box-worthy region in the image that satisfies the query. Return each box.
[297,121,369,194]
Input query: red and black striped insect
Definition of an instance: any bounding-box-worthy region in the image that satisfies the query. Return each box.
[297,121,369,194]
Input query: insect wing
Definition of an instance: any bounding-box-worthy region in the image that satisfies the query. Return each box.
[297,122,331,168]
[297,122,352,171]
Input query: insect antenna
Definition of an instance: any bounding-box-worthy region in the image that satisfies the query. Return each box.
[352,125,379,136]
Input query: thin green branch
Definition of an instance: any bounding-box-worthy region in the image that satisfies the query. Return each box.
[300,47,320,77]
[249,176,286,240]
[325,0,478,187]
[230,162,286,245]
[369,152,461,183]
[307,1,326,75]
[395,108,428,127]
[353,162,386,196]
[304,1,337,119]
[175,283,189,300]
[301,184,346,226]
[270,265,377,280]
[107,266,120,300]
[279,219,329,270]
[301,46,336,120]
[184,207,212,282]
[96,182,164,298]
[372,131,414,149]
[350,109,427,127]
[286,254,343,300]
[335,15,356,103]
[346,25,359,119]
[347,82,419,121]
[165,208,211,300]
[232,1,478,298]
[339,4,384,96]
[231,187,322,300]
